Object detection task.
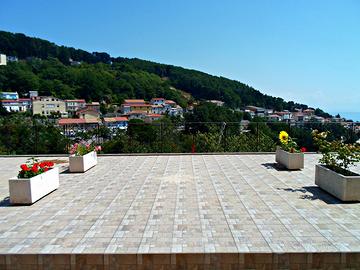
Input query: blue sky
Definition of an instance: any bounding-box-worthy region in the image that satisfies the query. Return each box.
[1,0,359,113]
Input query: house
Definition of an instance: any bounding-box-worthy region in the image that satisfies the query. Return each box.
[1,98,31,112]
[127,111,147,120]
[86,102,100,113]
[265,108,274,115]
[76,107,100,120]
[303,108,315,116]
[65,99,86,115]
[168,105,183,117]
[6,56,18,62]
[150,98,166,106]
[151,105,166,114]
[267,114,282,122]
[121,99,152,114]
[207,100,225,107]
[103,116,128,130]
[245,106,266,117]
[32,96,68,117]
[58,118,100,136]
[0,54,6,65]
[0,92,19,100]
[145,114,163,122]
[164,100,176,110]
[69,58,81,66]
[276,111,293,122]
[29,91,38,98]
[312,116,325,123]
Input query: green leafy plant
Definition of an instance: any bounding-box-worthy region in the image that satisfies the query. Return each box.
[312,130,360,176]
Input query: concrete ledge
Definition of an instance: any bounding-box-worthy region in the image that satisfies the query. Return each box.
[0,252,359,269]
[0,152,318,158]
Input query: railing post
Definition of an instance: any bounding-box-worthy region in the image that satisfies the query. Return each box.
[160,122,163,153]
[256,122,259,152]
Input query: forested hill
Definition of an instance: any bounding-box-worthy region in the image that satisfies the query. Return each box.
[0,30,330,116]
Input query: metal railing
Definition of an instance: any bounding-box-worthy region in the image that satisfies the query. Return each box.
[0,119,358,155]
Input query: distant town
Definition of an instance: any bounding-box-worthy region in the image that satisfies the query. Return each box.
[1,88,359,136]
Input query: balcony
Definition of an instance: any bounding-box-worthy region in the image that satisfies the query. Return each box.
[0,154,360,269]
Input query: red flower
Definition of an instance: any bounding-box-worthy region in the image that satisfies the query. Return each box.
[39,162,46,168]
[300,147,307,153]
[44,167,49,172]
[47,161,54,167]
[31,165,39,173]
[20,164,29,171]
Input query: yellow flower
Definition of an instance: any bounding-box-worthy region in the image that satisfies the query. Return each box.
[279,131,289,144]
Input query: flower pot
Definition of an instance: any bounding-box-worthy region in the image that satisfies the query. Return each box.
[315,164,360,201]
[69,151,97,172]
[275,147,304,170]
[9,167,59,205]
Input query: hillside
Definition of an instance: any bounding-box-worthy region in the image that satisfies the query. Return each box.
[0,30,331,117]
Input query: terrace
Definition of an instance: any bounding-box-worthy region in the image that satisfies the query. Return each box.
[0,154,360,269]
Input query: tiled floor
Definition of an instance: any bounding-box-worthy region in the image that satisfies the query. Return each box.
[0,154,360,254]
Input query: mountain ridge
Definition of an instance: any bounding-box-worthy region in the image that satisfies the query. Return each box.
[0,30,331,118]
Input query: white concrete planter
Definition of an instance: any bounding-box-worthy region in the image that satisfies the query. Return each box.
[275,147,304,170]
[69,151,97,172]
[315,164,360,201]
[9,167,59,205]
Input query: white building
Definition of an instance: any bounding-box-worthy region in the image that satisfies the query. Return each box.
[29,91,38,98]
[151,105,166,114]
[168,105,184,117]
[1,98,31,112]
[0,92,19,100]
[150,98,166,106]
[0,54,7,66]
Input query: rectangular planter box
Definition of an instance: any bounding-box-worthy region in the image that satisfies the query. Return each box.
[9,167,59,205]
[275,148,304,170]
[69,151,97,172]
[315,164,360,201]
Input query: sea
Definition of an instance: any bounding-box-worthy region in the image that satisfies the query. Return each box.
[331,112,360,122]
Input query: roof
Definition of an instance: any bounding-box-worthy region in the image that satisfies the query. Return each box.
[1,99,30,103]
[127,111,147,115]
[147,114,162,118]
[276,111,292,115]
[103,117,129,123]
[165,100,176,104]
[122,103,152,107]
[65,99,86,103]
[124,99,146,104]
[1,100,19,103]
[76,107,99,114]
[87,102,100,106]
[58,118,100,125]
[0,91,18,94]
[151,98,165,101]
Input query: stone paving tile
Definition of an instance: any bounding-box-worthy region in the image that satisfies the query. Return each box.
[0,154,359,254]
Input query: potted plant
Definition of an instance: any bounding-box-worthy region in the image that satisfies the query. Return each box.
[275,131,306,170]
[9,158,58,204]
[68,142,101,172]
[312,130,360,201]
